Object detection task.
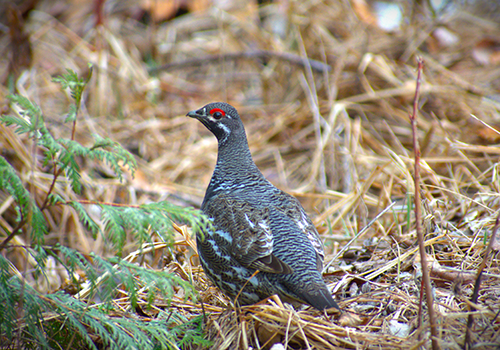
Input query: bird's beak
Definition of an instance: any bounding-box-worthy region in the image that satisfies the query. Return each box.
[186,110,199,118]
[187,108,207,119]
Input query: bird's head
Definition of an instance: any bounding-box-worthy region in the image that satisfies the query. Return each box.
[187,102,245,144]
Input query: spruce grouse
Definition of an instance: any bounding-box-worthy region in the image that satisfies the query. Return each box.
[187,102,339,311]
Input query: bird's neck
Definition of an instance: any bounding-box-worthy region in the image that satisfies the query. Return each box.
[215,133,261,178]
[202,133,266,203]
[214,128,254,168]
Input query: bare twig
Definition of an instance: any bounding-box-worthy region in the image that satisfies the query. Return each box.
[0,219,26,251]
[149,50,331,74]
[410,57,439,350]
[464,214,500,349]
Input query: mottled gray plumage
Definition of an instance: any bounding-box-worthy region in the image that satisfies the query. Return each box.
[187,102,339,311]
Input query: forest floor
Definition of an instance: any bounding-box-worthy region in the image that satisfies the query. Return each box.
[1,0,500,348]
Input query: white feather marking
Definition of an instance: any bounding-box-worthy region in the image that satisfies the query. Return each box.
[215,229,233,244]
[258,221,269,231]
[248,276,259,287]
[296,213,308,230]
[207,239,223,257]
[219,123,231,135]
[244,213,255,228]
[261,239,272,249]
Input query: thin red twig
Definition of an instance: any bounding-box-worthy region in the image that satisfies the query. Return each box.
[410,57,439,350]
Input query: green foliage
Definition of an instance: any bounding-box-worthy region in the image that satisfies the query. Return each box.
[142,201,211,239]
[1,266,206,350]
[100,201,210,254]
[52,66,92,117]
[62,195,100,237]
[0,157,47,243]
[0,69,211,349]
[168,314,213,348]
[3,70,136,195]
[0,256,17,341]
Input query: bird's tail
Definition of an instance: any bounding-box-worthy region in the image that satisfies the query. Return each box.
[306,286,339,311]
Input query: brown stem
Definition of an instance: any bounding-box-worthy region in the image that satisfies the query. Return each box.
[94,0,105,27]
[0,218,26,250]
[464,214,500,348]
[40,162,64,211]
[149,50,331,74]
[410,57,439,350]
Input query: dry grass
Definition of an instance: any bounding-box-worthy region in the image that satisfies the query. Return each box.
[1,0,500,348]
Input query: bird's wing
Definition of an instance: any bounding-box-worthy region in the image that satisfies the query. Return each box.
[204,193,293,274]
[274,191,325,272]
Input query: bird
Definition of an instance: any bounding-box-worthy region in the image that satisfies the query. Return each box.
[187,102,339,311]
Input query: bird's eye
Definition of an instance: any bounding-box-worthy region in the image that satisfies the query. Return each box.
[210,108,225,119]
